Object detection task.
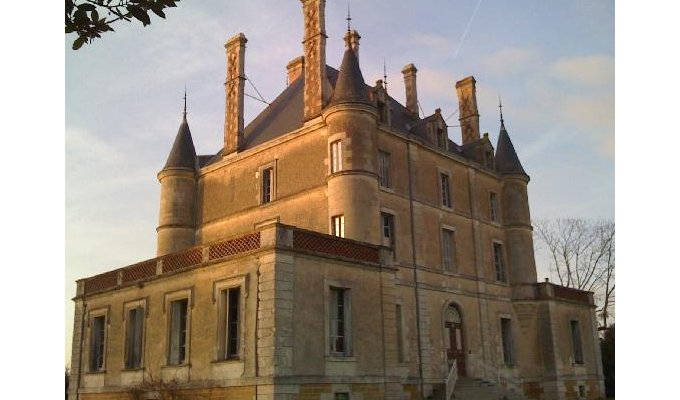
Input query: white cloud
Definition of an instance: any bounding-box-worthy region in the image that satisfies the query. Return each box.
[550,55,614,87]
[482,47,540,76]
[409,33,458,54]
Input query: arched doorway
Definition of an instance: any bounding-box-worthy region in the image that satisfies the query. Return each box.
[444,303,466,376]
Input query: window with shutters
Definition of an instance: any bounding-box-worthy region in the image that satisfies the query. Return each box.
[330,140,343,173]
[441,229,456,272]
[329,287,351,356]
[331,215,345,238]
[379,151,390,188]
[218,287,241,360]
[500,317,514,365]
[124,305,145,369]
[168,298,189,365]
[570,320,584,365]
[89,313,107,372]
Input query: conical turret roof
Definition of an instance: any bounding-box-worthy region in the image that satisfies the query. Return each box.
[163,115,197,171]
[330,47,370,105]
[495,122,527,176]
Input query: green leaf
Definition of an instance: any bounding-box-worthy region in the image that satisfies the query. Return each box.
[72,35,88,50]
[150,7,166,19]
[128,5,151,26]
[91,9,99,22]
[77,4,96,12]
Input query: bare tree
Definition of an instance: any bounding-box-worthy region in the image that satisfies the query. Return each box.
[533,218,615,328]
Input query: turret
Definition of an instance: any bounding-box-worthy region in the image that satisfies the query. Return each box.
[495,112,537,284]
[156,104,197,256]
[322,30,380,245]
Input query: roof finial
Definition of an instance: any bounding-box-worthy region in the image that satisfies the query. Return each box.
[498,95,504,127]
[183,86,187,120]
[383,58,388,93]
[346,1,352,33]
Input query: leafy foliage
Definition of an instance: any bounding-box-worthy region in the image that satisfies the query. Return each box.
[65,0,180,50]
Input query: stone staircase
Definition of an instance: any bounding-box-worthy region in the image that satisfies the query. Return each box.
[430,379,528,400]
[450,378,527,400]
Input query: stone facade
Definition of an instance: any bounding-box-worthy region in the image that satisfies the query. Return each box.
[69,2,604,400]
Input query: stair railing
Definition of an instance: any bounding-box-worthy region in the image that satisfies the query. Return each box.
[445,361,458,400]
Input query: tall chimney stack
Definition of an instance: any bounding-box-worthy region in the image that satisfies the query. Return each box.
[224,33,247,155]
[401,64,419,117]
[301,0,328,120]
[455,76,481,145]
[286,56,305,85]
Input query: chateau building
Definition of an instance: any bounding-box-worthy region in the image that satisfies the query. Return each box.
[68,1,604,399]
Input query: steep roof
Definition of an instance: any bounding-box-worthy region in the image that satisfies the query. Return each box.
[495,122,527,176]
[163,115,197,171]
[330,48,370,105]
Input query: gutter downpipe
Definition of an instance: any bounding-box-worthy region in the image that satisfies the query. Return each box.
[407,140,426,399]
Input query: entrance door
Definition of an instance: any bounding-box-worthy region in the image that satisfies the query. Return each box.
[444,305,466,377]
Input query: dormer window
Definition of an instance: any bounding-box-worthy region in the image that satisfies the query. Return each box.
[437,128,447,150]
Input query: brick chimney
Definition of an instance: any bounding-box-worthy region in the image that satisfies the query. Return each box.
[224,33,247,154]
[286,56,305,85]
[401,64,419,117]
[301,0,328,120]
[455,76,481,145]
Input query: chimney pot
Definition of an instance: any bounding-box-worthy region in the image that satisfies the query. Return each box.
[224,33,248,154]
[401,63,419,117]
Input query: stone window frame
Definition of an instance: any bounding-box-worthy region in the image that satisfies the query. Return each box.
[378,150,391,189]
[122,297,148,371]
[492,239,508,283]
[212,275,248,362]
[327,132,349,176]
[324,278,355,360]
[488,191,501,224]
[258,161,277,205]
[330,139,343,174]
[86,306,110,374]
[498,313,516,367]
[394,298,409,363]
[437,166,453,210]
[331,214,345,238]
[440,224,458,274]
[569,318,585,366]
[163,287,194,367]
[380,207,396,249]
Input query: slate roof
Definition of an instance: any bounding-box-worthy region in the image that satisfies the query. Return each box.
[163,115,197,171]
[494,122,527,176]
[330,48,370,105]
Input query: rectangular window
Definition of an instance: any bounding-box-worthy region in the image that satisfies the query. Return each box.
[441,229,456,272]
[381,212,394,248]
[437,128,447,149]
[500,318,514,365]
[440,173,452,208]
[396,304,404,362]
[379,151,390,188]
[90,315,106,372]
[331,140,343,173]
[125,306,144,369]
[493,242,507,282]
[219,287,241,360]
[332,215,345,238]
[489,192,499,222]
[570,320,584,365]
[329,287,350,356]
[262,167,273,204]
[335,394,350,400]
[168,298,189,365]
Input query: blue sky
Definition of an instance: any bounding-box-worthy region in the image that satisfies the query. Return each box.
[65,0,614,364]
